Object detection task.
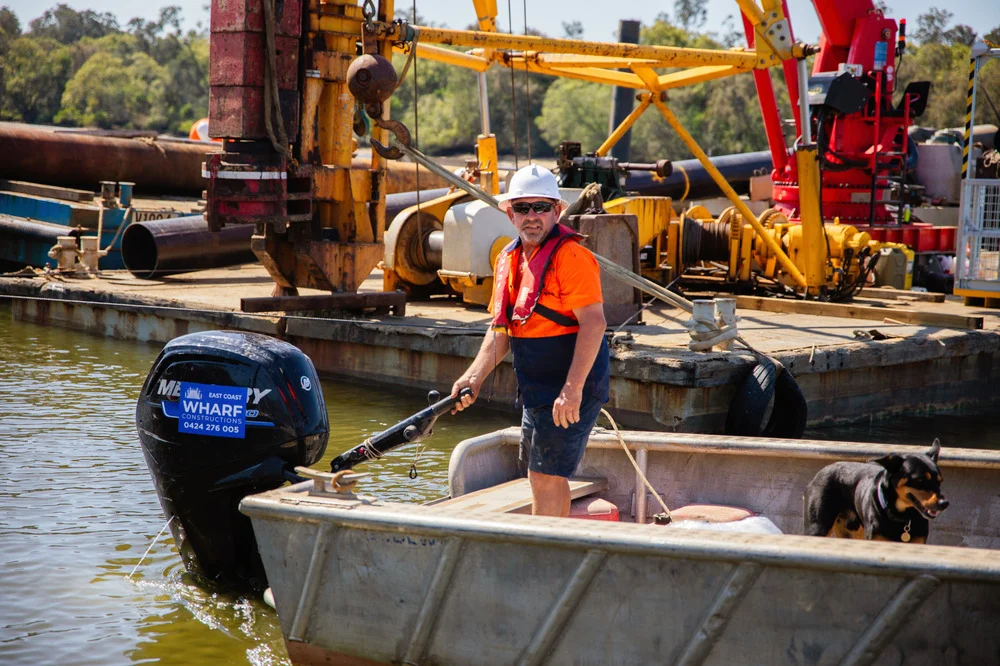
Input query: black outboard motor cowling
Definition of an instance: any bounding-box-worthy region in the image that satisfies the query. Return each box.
[136,331,328,591]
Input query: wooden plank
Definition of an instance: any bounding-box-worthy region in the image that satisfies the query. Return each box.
[241,291,406,316]
[734,296,983,330]
[0,179,94,202]
[858,287,946,303]
[436,477,608,514]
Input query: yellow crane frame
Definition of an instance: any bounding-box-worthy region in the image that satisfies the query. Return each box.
[357,0,832,293]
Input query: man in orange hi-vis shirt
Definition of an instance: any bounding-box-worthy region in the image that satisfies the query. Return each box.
[451,165,610,517]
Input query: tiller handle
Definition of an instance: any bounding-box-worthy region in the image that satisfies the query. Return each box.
[329,388,472,472]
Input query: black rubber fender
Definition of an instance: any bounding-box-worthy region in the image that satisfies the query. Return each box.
[761,370,808,439]
[724,359,776,436]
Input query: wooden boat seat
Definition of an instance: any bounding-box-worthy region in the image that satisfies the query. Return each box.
[436,477,608,514]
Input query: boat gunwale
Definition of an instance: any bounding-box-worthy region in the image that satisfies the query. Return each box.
[240,488,1000,583]
[454,426,1000,469]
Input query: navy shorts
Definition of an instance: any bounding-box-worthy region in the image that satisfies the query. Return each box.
[519,395,604,477]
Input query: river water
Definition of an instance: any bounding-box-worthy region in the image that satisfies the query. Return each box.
[1,302,996,665]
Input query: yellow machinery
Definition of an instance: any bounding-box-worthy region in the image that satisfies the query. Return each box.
[206,0,883,305]
[366,0,883,304]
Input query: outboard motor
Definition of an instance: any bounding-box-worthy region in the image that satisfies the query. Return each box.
[136,331,328,591]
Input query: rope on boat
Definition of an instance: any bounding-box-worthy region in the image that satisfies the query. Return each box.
[359,437,382,462]
[409,441,425,479]
[599,408,671,520]
[128,515,173,580]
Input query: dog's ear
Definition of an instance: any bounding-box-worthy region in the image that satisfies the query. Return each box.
[873,453,904,475]
[927,438,941,462]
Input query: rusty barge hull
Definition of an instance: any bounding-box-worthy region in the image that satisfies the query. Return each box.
[3,267,1000,432]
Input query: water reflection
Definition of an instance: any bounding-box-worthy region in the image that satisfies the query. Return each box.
[0,303,516,665]
[126,577,287,666]
[3,301,997,665]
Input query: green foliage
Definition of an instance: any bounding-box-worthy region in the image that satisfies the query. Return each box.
[390,46,554,157]
[0,2,995,155]
[0,36,72,122]
[640,13,719,49]
[534,14,777,163]
[29,3,119,44]
[897,41,1000,130]
[0,7,20,56]
[55,46,169,128]
[537,79,610,154]
[673,0,707,32]
[0,4,207,133]
[624,14,780,160]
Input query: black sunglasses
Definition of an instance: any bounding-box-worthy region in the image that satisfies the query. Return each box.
[510,201,555,215]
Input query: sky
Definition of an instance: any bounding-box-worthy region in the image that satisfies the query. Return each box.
[5,0,999,44]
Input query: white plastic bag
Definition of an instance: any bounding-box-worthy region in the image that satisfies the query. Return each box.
[666,516,783,535]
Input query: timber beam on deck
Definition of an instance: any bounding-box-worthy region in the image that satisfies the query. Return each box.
[241,292,407,316]
[734,296,984,330]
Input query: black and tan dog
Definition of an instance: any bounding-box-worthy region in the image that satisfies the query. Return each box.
[804,439,948,543]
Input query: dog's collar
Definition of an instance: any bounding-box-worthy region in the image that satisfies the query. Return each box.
[876,476,889,513]
[877,471,915,539]
[876,472,905,521]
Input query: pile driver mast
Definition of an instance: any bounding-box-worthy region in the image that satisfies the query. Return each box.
[205,0,397,297]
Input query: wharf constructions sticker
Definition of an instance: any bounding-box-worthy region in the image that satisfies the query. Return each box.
[178,382,246,439]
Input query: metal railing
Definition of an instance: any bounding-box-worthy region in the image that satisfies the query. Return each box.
[956,178,1000,294]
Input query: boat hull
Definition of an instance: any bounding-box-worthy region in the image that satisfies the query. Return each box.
[242,431,1000,666]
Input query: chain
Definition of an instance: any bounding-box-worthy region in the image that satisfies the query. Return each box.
[362,0,376,22]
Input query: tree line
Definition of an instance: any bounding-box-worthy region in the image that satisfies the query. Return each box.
[0,5,207,134]
[0,2,997,160]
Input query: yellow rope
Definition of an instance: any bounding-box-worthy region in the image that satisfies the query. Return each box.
[676,163,690,201]
[599,408,671,518]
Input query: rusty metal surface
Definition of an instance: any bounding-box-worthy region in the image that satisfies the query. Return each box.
[208,87,301,141]
[346,54,398,105]
[210,0,301,36]
[209,33,299,90]
[364,159,451,193]
[203,151,313,232]
[241,291,405,315]
[207,0,302,141]
[5,266,1000,432]
[9,293,282,343]
[0,123,217,195]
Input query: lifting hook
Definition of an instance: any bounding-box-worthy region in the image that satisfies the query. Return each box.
[370,116,412,161]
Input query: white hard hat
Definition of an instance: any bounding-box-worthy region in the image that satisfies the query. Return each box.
[497,164,569,212]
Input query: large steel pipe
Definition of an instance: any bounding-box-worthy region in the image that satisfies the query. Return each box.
[385,188,451,221]
[0,216,81,269]
[121,215,255,279]
[0,123,218,194]
[357,158,453,193]
[0,124,455,196]
[122,189,455,278]
[626,150,774,200]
